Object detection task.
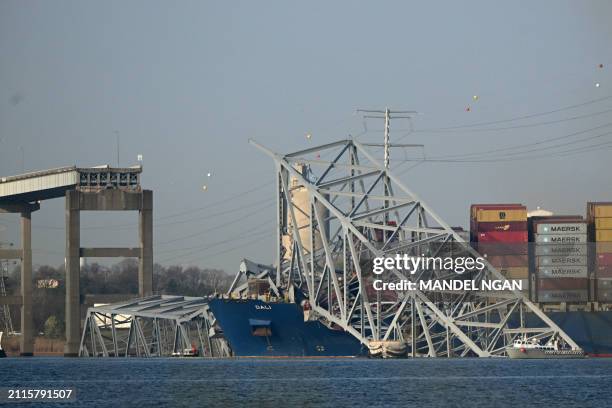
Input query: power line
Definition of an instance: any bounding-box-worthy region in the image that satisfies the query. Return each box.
[414,94,612,132]
[23,214,275,261]
[157,223,272,263]
[156,180,271,221]
[161,215,272,254]
[412,107,612,133]
[391,127,612,163]
[479,140,612,162]
[394,160,426,176]
[156,201,273,246]
[459,130,612,160]
[152,197,272,229]
[385,107,612,170]
[178,231,275,266]
[396,140,612,163]
[9,192,273,231]
[428,122,612,160]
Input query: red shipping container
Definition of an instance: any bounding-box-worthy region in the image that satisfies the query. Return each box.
[477,231,528,243]
[475,242,528,256]
[473,221,528,233]
[597,265,612,278]
[597,253,612,266]
[538,278,588,290]
[485,255,528,268]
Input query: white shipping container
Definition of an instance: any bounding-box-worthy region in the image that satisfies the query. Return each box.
[536,223,587,235]
[538,266,588,278]
[534,244,587,256]
[535,234,587,244]
[537,290,588,303]
[536,255,587,267]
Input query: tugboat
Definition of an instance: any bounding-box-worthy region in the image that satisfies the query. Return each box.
[171,344,199,357]
[0,332,6,358]
[506,336,584,359]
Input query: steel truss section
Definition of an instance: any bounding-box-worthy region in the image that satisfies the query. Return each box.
[249,138,582,357]
[79,295,230,358]
[0,259,14,335]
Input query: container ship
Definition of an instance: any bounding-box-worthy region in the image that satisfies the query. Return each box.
[206,283,612,357]
[202,134,612,358]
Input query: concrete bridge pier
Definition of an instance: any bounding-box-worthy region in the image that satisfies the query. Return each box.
[64,189,153,357]
[64,192,80,357]
[20,209,33,356]
[0,202,39,356]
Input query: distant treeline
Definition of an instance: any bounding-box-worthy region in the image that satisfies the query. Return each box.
[3,260,233,338]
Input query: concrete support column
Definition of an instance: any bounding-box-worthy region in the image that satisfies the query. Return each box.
[64,190,81,357]
[139,190,153,297]
[20,210,33,356]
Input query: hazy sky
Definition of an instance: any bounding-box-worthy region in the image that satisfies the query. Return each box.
[1,1,611,272]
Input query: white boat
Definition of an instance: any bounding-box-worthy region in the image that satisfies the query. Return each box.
[506,337,584,359]
[171,346,199,357]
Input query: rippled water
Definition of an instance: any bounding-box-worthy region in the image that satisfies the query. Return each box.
[1,357,612,407]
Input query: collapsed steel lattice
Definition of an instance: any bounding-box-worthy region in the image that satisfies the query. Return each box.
[79,296,230,357]
[250,138,581,357]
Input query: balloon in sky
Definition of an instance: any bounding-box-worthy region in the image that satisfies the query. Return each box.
[306,133,312,140]
[202,185,208,191]
[472,95,479,101]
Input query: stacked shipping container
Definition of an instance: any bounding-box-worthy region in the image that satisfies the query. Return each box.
[529,216,588,303]
[588,203,612,303]
[467,203,612,306]
[470,204,529,293]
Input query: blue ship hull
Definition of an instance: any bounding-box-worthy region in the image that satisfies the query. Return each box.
[539,311,612,356]
[209,299,612,357]
[208,299,364,357]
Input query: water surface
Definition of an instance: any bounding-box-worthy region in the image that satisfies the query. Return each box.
[1,357,612,407]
